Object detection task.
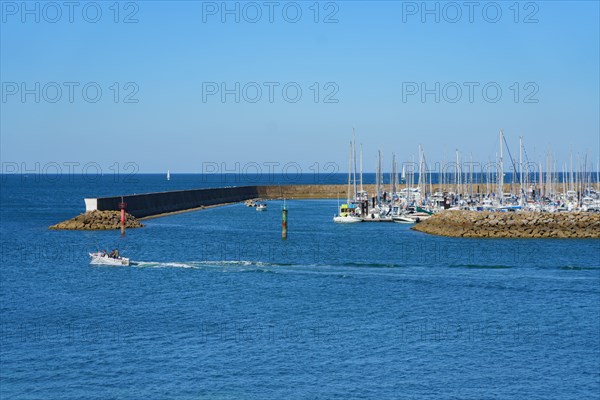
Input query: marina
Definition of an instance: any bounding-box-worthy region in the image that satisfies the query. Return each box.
[331,131,600,224]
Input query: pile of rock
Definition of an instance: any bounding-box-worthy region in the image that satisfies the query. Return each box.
[50,210,144,230]
[412,211,600,238]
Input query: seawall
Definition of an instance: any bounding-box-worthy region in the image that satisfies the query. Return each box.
[86,186,262,218]
[84,185,380,218]
[412,211,600,238]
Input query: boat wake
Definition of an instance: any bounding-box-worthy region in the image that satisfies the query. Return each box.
[558,265,600,271]
[449,264,513,269]
[129,260,292,270]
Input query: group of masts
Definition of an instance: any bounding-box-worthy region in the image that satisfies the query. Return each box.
[334,130,600,223]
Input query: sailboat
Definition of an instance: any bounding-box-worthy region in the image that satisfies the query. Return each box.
[334,138,362,223]
[166,170,171,181]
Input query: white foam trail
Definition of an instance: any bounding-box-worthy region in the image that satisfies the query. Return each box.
[130,260,280,269]
[132,261,199,269]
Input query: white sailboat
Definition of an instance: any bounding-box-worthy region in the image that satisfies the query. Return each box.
[167,170,171,181]
[334,138,362,223]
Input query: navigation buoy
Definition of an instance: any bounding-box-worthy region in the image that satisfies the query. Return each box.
[119,197,127,236]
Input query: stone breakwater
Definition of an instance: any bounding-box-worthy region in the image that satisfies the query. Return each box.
[50,210,144,230]
[412,211,600,238]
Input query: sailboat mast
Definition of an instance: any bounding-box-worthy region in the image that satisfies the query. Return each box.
[347,141,352,204]
[428,156,433,198]
[499,129,504,202]
[583,153,588,193]
[360,143,363,193]
[470,153,473,197]
[455,149,460,197]
[391,153,396,195]
[546,147,551,200]
[352,129,357,202]
[553,155,557,199]
[570,152,574,192]
[539,162,543,199]
[487,157,491,197]
[519,136,523,197]
[564,162,568,195]
[397,159,401,195]
[378,150,383,201]
[596,158,600,190]
[417,145,423,188]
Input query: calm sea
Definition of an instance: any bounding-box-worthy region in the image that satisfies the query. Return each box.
[1,174,599,399]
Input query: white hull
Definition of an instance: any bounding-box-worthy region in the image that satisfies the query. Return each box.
[256,204,267,211]
[392,216,415,224]
[333,215,362,223]
[89,252,130,266]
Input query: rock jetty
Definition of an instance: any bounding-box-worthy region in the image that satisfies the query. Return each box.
[412,211,600,238]
[50,210,144,230]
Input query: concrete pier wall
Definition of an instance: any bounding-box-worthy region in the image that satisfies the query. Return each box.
[88,186,261,218]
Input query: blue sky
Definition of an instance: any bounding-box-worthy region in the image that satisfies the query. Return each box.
[1,1,599,173]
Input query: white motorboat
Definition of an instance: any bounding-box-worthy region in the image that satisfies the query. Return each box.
[333,215,362,223]
[256,203,267,211]
[392,215,416,224]
[392,210,430,224]
[89,252,130,266]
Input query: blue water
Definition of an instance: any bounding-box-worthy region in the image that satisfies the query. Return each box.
[1,175,599,399]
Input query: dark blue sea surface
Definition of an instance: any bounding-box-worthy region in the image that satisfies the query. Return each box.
[1,175,599,399]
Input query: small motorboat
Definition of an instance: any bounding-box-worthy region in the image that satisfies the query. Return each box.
[333,203,362,223]
[89,252,130,266]
[256,203,267,211]
[392,215,416,224]
[333,215,362,223]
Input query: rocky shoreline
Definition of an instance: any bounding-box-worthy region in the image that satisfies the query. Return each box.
[412,211,600,238]
[50,210,144,230]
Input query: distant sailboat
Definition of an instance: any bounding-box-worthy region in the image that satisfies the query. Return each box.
[167,170,171,181]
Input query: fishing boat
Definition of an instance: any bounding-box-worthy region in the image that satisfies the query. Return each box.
[89,252,130,266]
[256,203,267,211]
[333,215,362,223]
[333,203,362,223]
